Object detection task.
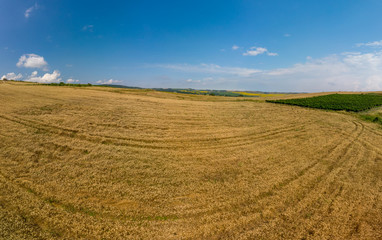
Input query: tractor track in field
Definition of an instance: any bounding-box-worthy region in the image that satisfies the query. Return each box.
[175,120,364,222]
[2,113,378,223]
[246,139,371,239]
[0,114,313,150]
[220,120,382,239]
[191,120,369,239]
[0,118,368,227]
[2,83,382,239]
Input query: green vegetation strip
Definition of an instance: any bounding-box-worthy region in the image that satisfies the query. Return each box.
[155,88,250,97]
[266,94,382,112]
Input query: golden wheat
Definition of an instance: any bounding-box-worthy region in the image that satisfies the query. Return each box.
[0,81,381,239]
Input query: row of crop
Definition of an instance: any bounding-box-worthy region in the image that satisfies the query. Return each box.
[266,94,382,112]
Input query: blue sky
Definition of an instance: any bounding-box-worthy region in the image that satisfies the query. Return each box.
[2,0,382,92]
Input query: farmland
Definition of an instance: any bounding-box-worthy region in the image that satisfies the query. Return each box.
[267,93,382,112]
[1,81,382,239]
[153,88,291,98]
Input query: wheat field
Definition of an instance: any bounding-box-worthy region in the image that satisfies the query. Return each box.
[0,81,382,239]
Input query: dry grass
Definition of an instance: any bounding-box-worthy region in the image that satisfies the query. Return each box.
[0,81,382,239]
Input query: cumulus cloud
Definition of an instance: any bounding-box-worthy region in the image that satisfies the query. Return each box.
[26,70,62,83]
[157,63,261,77]
[96,79,122,84]
[243,46,278,56]
[356,40,382,47]
[1,72,23,80]
[17,54,48,70]
[67,78,79,83]
[25,3,38,18]
[232,45,239,50]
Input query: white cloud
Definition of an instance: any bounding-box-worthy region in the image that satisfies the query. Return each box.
[155,50,382,92]
[232,45,239,50]
[243,46,278,57]
[25,3,38,18]
[157,63,261,77]
[186,77,214,84]
[96,79,122,84]
[243,47,267,56]
[264,51,382,91]
[67,78,79,83]
[1,72,23,80]
[266,55,349,76]
[343,52,382,70]
[82,25,94,32]
[284,33,291,37]
[356,40,382,47]
[186,78,201,83]
[267,52,278,56]
[17,54,48,71]
[26,70,62,83]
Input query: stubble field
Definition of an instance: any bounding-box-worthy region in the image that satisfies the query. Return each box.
[0,81,382,239]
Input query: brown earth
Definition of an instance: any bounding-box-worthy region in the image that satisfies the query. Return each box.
[0,81,382,239]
